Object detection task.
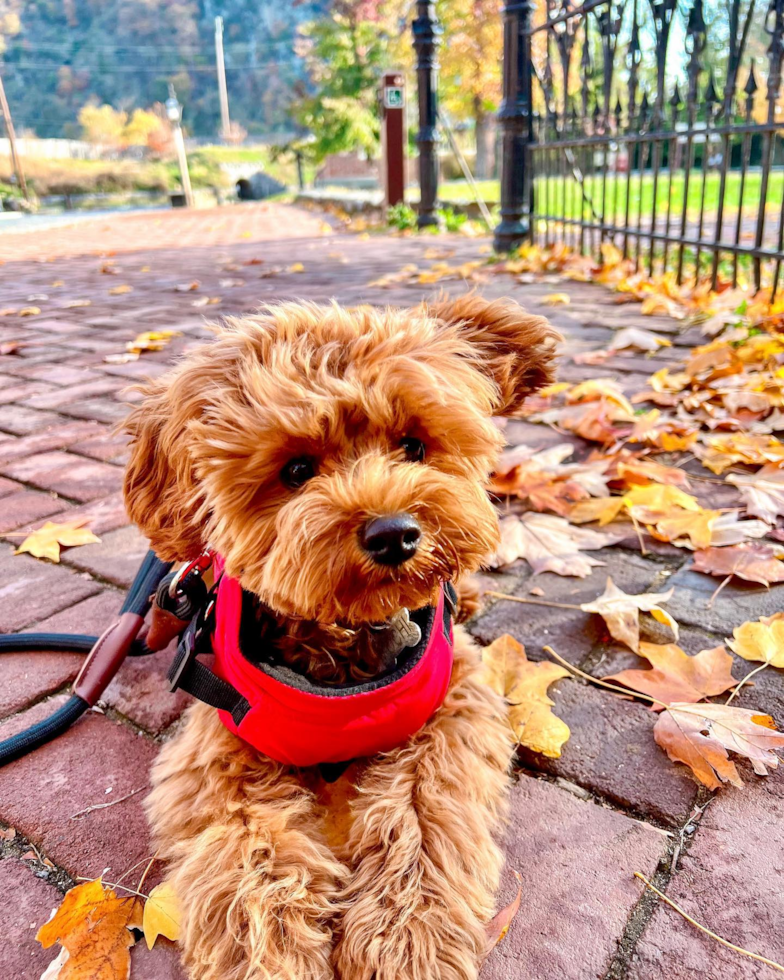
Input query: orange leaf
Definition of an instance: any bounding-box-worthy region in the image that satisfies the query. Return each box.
[653,702,784,789]
[37,878,142,980]
[605,642,737,710]
[484,871,523,956]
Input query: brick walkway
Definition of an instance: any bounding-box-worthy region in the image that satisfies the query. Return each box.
[1,202,782,980]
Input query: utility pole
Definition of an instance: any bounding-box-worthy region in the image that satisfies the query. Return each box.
[214,16,231,140]
[0,73,29,202]
[166,85,194,208]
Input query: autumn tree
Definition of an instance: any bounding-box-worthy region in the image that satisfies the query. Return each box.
[438,0,502,179]
[294,1,390,163]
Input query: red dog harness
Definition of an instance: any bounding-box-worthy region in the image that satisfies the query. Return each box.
[167,558,456,767]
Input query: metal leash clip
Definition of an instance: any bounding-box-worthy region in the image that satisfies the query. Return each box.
[168,550,215,599]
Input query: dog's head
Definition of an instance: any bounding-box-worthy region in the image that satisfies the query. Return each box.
[124,296,558,625]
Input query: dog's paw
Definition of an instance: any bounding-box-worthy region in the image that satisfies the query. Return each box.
[334,900,484,980]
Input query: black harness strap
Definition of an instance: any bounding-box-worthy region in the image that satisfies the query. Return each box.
[168,614,250,727]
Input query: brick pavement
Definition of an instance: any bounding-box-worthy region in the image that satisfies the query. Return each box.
[1,202,783,979]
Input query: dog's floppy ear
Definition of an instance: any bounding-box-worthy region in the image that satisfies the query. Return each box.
[123,369,207,561]
[428,294,560,416]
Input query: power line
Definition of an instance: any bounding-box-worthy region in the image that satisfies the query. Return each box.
[1,62,294,73]
[2,36,301,54]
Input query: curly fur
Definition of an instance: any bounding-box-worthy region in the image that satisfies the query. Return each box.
[125,295,559,979]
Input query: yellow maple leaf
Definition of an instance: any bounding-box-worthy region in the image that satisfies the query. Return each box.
[623,483,701,515]
[19,306,41,317]
[650,509,720,550]
[568,496,626,525]
[14,521,100,563]
[482,634,570,757]
[143,881,182,950]
[37,878,142,980]
[541,292,570,306]
[288,262,305,273]
[728,618,784,670]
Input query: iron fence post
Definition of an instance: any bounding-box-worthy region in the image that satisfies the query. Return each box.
[494,0,534,252]
[413,0,441,228]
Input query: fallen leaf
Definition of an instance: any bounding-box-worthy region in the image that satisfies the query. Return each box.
[650,509,720,550]
[484,871,522,955]
[174,280,200,292]
[143,881,181,950]
[727,465,784,524]
[488,513,624,577]
[104,352,140,364]
[608,327,672,352]
[0,826,16,840]
[0,341,23,355]
[541,292,570,306]
[13,521,100,563]
[728,618,784,669]
[192,296,222,307]
[108,284,133,295]
[580,577,677,652]
[64,299,91,309]
[288,262,305,273]
[219,277,245,288]
[19,306,41,316]
[692,543,784,585]
[125,330,180,355]
[482,634,570,757]
[653,702,784,789]
[614,459,690,489]
[605,642,736,708]
[37,878,142,980]
[568,496,626,525]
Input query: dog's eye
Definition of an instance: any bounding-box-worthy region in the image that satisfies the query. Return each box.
[281,456,317,488]
[400,437,426,463]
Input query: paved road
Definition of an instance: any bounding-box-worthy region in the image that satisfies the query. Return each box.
[0,202,782,980]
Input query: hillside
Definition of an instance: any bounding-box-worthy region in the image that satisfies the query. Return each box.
[0,0,328,140]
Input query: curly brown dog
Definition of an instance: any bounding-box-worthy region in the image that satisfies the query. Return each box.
[122,294,558,980]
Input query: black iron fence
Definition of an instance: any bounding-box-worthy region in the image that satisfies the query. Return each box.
[492,0,784,297]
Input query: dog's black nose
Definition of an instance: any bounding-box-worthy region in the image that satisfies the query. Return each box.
[361,514,421,566]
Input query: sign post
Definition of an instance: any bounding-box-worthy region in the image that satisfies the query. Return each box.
[381,71,406,208]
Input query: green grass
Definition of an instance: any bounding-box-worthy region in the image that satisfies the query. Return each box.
[440,171,783,224]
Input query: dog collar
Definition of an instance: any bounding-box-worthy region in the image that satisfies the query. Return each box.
[167,556,457,767]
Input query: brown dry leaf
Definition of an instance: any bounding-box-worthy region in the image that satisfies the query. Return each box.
[484,871,522,956]
[142,881,181,950]
[727,465,784,524]
[192,296,222,307]
[488,513,624,577]
[482,634,570,757]
[692,543,784,586]
[108,284,133,296]
[0,341,24,355]
[728,618,784,669]
[580,577,677,652]
[37,878,142,980]
[174,280,200,292]
[19,306,41,316]
[605,642,736,709]
[698,434,784,474]
[14,521,100,563]
[653,702,784,789]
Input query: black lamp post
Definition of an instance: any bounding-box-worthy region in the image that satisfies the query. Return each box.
[494,0,534,252]
[413,0,441,228]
